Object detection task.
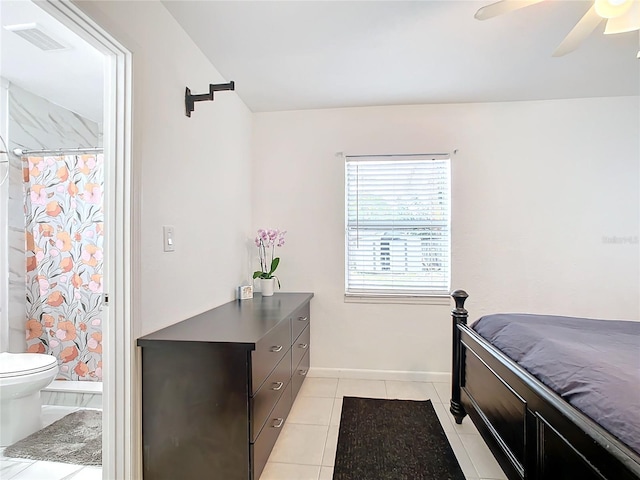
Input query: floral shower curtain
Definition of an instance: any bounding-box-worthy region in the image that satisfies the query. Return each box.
[24,153,104,381]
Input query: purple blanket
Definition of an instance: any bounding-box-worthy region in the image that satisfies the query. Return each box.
[472,314,640,455]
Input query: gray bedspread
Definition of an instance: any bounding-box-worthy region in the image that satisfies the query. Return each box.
[472,314,640,455]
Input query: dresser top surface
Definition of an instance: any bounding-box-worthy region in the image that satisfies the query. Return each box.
[137,292,313,348]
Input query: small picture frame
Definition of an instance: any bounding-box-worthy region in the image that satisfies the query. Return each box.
[238,285,253,300]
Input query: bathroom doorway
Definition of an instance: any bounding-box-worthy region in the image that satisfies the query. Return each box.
[0,0,133,477]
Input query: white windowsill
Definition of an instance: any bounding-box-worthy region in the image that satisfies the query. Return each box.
[344,294,451,305]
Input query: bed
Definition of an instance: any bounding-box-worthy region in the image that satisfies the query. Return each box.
[449,290,640,480]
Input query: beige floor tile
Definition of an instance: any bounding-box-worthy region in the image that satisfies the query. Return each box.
[335,378,387,399]
[259,462,321,480]
[451,415,481,435]
[321,425,340,467]
[432,399,480,435]
[329,398,343,426]
[288,396,334,426]
[385,380,439,401]
[269,423,328,466]
[446,434,480,479]
[298,378,338,398]
[459,434,507,480]
[432,402,455,433]
[318,466,334,480]
[433,381,451,404]
[262,375,504,480]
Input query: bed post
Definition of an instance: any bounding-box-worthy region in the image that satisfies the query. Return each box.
[450,289,468,424]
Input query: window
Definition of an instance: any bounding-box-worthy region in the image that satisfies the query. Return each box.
[345,154,451,298]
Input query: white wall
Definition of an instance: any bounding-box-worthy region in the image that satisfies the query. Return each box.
[252,97,640,377]
[75,1,253,336]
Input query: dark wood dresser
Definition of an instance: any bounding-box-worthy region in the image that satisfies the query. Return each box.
[137,292,313,480]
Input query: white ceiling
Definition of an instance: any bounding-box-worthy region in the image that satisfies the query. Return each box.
[0,0,104,122]
[0,1,637,119]
[163,0,640,112]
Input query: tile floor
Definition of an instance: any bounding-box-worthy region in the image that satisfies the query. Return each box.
[0,378,507,480]
[259,377,508,480]
[0,406,101,480]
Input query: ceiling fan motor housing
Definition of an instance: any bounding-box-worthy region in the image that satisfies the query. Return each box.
[594,0,634,19]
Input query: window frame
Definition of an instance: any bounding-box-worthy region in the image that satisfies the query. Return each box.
[344,153,451,303]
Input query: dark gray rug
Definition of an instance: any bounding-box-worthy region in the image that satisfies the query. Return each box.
[4,409,101,466]
[333,397,465,480]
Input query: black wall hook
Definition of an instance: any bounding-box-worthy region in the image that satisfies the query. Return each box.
[185,81,235,117]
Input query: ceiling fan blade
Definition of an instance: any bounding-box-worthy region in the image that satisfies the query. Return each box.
[474,0,546,20]
[553,5,605,57]
[604,0,640,34]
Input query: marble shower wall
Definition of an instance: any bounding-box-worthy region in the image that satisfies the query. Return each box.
[41,382,102,408]
[4,82,101,353]
[0,80,8,352]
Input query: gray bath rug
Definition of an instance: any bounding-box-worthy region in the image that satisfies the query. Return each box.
[4,410,101,466]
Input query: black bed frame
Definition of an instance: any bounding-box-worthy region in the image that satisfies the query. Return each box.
[449,290,640,480]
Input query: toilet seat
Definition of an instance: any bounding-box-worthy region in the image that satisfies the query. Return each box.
[0,353,58,378]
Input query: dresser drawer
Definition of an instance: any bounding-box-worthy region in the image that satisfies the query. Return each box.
[251,319,290,393]
[291,325,310,370]
[251,350,291,442]
[251,382,292,480]
[292,349,310,399]
[291,304,310,343]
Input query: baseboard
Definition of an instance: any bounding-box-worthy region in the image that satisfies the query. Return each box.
[308,367,451,383]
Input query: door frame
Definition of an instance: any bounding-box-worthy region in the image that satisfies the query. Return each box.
[35,1,137,478]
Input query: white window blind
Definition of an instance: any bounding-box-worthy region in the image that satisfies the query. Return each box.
[345,154,451,296]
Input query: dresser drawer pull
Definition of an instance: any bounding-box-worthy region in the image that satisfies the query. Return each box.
[298,343,308,349]
[270,345,283,353]
[272,418,284,428]
[271,381,284,391]
[297,316,308,322]
[298,369,308,376]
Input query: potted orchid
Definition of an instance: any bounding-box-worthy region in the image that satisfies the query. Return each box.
[253,228,286,296]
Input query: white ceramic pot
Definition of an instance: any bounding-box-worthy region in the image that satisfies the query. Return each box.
[260,278,275,296]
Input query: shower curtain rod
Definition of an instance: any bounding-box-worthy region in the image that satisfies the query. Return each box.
[13,147,103,156]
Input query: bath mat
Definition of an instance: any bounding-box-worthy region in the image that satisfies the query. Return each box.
[333,397,465,480]
[4,409,101,466]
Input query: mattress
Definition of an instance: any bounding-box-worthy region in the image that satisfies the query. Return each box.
[472,313,640,455]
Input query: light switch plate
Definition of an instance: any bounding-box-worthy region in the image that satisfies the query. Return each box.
[163,225,175,252]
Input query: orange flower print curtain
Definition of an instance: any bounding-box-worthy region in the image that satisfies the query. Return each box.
[24,154,104,381]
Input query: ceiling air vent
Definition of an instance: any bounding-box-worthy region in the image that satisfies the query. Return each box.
[3,23,68,51]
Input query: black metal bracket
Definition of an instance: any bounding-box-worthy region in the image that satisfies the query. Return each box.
[185,81,235,117]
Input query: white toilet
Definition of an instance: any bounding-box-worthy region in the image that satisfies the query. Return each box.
[0,352,58,446]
